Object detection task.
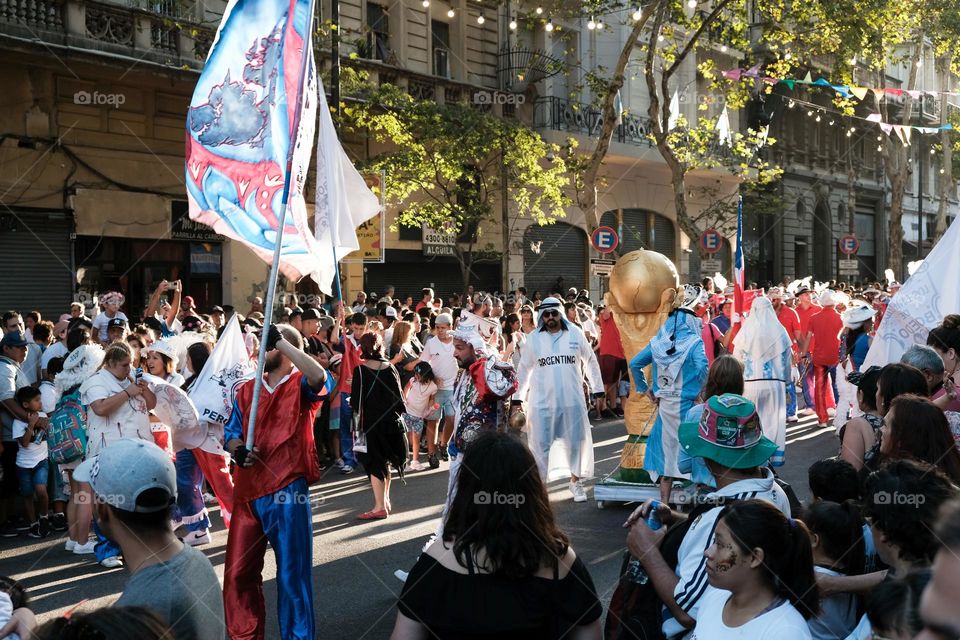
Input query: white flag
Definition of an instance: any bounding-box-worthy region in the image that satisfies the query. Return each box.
[312,68,382,294]
[863,216,960,369]
[189,315,255,425]
[668,91,680,131]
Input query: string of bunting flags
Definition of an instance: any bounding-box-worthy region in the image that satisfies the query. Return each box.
[719,66,955,142]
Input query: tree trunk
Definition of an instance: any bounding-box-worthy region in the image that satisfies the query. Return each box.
[880,36,923,280]
[934,56,953,243]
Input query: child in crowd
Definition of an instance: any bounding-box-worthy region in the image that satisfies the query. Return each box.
[12,387,49,538]
[0,576,35,640]
[804,500,865,640]
[694,499,819,639]
[402,362,438,472]
[39,357,68,533]
[807,458,878,571]
[864,569,931,640]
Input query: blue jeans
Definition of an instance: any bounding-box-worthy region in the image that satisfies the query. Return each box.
[801,355,815,409]
[786,377,797,418]
[17,460,48,497]
[338,392,358,467]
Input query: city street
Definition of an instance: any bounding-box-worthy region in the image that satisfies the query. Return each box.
[0,413,836,638]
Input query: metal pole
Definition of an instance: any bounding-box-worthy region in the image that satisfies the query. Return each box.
[918,141,924,261]
[331,0,341,126]
[245,0,318,449]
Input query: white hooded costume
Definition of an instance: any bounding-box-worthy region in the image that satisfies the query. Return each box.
[515,297,604,480]
[733,297,792,466]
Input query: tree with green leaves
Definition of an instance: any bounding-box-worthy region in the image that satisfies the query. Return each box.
[343,82,570,292]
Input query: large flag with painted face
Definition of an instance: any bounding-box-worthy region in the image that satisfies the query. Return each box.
[185,0,322,283]
[863,215,960,369]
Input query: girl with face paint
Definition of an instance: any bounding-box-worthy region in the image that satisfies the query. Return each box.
[693,500,819,639]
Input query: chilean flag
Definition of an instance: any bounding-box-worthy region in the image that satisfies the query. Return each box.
[733,195,745,321]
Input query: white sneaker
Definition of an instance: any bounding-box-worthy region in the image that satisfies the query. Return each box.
[100,555,123,568]
[73,540,96,555]
[405,460,428,472]
[64,539,76,552]
[787,415,799,423]
[569,480,588,503]
[394,569,409,583]
[183,530,210,547]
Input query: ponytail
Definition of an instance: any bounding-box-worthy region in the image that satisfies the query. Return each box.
[803,499,866,576]
[720,500,821,620]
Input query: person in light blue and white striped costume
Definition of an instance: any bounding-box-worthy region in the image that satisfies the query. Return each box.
[630,285,709,504]
[733,296,793,466]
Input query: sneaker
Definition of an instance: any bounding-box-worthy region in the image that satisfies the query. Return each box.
[786,415,799,423]
[73,540,97,555]
[27,522,42,539]
[182,530,210,547]
[333,458,346,470]
[428,453,440,470]
[15,520,30,533]
[406,460,428,472]
[39,517,51,538]
[569,480,587,503]
[100,555,123,569]
[65,539,76,552]
[394,569,409,583]
[438,448,449,462]
[0,526,18,538]
[50,513,68,532]
[340,464,354,475]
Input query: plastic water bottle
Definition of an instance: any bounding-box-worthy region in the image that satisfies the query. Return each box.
[647,500,663,530]
[625,501,663,584]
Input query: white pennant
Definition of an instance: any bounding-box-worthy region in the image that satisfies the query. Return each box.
[668,91,680,131]
[716,106,732,145]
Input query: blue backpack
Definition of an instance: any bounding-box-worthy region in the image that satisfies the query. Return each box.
[48,388,87,464]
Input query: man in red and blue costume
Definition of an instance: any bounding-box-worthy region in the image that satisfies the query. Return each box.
[224,324,333,640]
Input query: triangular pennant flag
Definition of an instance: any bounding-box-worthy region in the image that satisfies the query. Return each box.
[943,123,954,130]
[907,90,922,100]
[814,78,832,87]
[716,106,732,146]
[722,69,742,81]
[850,87,869,101]
[802,72,813,83]
[782,79,795,90]
[901,126,912,144]
[885,88,904,96]
[871,88,885,100]
[880,122,893,135]
[762,76,778,85]
[832,85,852,98]
[668,90,680,131]
[744,64,761,77]
[893,126,907,145]
[866,113,883,123]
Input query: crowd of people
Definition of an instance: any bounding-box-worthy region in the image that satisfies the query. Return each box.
[0,273,958,640]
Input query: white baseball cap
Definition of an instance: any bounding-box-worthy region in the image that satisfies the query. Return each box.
[74,439,176,513]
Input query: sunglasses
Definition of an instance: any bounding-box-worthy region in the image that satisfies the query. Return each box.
[541,310,560,318]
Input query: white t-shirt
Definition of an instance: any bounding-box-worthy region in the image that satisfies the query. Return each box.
[41,341,68,373]
[39,380,57,414]
[80,368,151,456]
[404,380,438,418]
[13,412,49,468]
[92,311,128,343]
[690,589,811,640]
[421,336,458,390]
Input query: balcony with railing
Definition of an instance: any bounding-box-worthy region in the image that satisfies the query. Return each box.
[0,0,217,70]
[533,96,655,148]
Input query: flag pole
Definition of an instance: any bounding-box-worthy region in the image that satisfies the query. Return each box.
[245,0,318,450]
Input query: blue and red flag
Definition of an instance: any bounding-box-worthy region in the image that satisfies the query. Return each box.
[733,195,745,321]
[185,0,377,292]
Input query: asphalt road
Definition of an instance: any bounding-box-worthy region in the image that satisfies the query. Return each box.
[0,413,836,638]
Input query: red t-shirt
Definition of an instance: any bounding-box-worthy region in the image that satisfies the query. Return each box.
[808,307,843,366]
[232,372,325,503]
[777,306,801,351]
[598,314,625,359]
[795,303,822,354]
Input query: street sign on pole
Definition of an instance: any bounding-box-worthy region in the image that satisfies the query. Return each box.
[838,258,859,275]
[699,228,724,254]
[591,226,619,254]
[590,258,616,276]
[701,258,722,275]
[838,234,859,256]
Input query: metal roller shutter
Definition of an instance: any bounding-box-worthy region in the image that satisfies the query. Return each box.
[0,209,73,319]
[653,214,676,260]
[600,209,650,255]
[522,222,587,296]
